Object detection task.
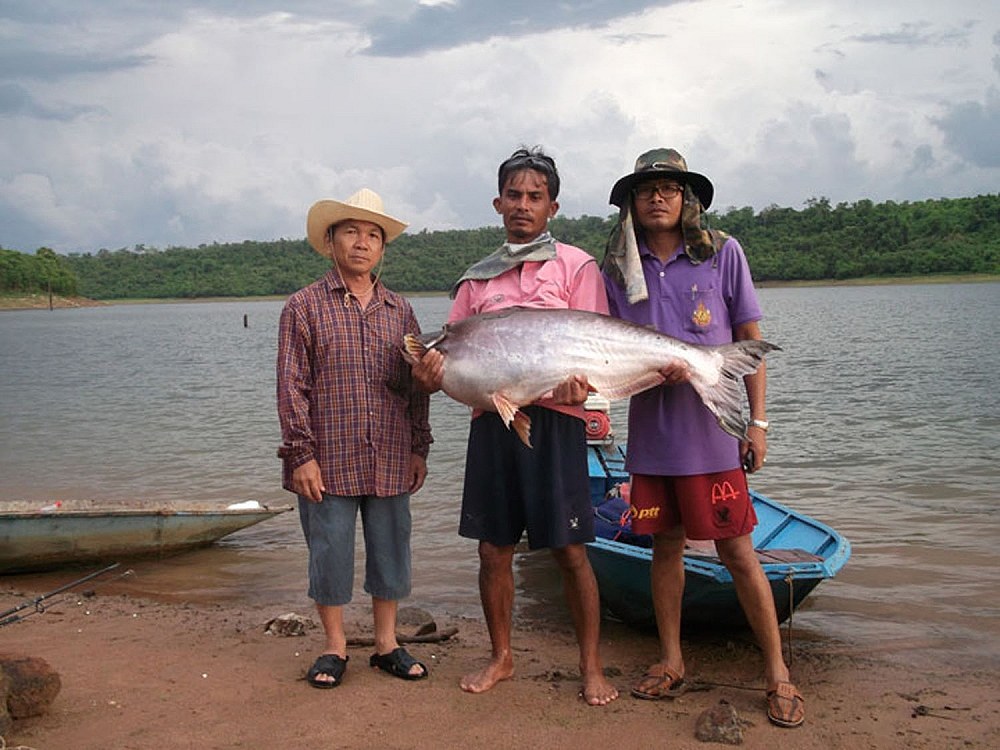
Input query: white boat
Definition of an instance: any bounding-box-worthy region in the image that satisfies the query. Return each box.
[0,500,292,573]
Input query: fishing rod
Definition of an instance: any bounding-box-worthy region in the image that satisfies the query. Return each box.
[0,562,125,628]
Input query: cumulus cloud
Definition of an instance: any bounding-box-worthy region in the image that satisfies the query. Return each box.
[846,20,975,47]
[935,88,1000,167]
[0,0,997,253]
[0,50,153,81]
[933,27,1000,168]
[360,0,678,56]
[0,82,102,120]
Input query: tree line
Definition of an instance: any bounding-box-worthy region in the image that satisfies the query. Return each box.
[0,246,78,296]
[2,194,997,300]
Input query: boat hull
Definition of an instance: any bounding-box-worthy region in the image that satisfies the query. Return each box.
[586,534,830,629]
[0,502,292,573]
[585,444,850,629]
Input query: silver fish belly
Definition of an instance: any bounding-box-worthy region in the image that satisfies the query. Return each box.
[404,307,779,447]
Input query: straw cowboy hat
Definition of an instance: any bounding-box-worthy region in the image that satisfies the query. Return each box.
[306,188,408,256]
[609,148,714,210]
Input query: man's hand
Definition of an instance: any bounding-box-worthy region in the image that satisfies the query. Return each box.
[410,349,445,393]
[741,426,768,473]
[291,459,325,503]
[551,374,590,405]
[408,454,428,494]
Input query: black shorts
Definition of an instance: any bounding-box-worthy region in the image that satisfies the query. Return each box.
[459,406,594,550]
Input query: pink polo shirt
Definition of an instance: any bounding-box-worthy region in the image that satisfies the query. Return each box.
[449,241,609,419]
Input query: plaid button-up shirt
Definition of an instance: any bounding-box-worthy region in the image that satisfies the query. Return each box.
[277,269,432,497]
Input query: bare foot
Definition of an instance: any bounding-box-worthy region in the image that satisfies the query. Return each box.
[581,671,620,706]
[460,658,514,693]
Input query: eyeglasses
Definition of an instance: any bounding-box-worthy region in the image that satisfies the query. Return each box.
[633,182,684,201]
[501,150,558,176]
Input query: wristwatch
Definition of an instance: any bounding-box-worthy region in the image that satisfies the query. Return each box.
[749,418,770,432]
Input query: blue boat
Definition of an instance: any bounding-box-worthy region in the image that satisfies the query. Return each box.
[585,443,851,629]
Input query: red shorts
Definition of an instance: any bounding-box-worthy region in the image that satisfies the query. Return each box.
[628,469,757,541]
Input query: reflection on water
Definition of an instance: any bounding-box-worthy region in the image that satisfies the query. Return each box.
[2,283,998,670]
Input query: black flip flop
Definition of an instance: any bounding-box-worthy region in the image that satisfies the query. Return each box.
[369,647,428,680]
[307,653,348,688]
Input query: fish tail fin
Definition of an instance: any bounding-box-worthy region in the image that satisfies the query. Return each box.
[689,340,781,440]
[402,333,427,365]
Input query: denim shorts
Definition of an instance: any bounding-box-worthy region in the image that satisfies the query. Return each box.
[459,406,594,550]
[298,492,412,607]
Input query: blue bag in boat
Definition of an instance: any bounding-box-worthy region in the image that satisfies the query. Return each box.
[593,484,653,548]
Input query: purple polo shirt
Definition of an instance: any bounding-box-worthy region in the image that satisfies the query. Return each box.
[603,237,762,476]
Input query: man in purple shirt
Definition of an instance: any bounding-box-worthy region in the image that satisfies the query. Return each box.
[277,188,432,689]
[602,149,803,728]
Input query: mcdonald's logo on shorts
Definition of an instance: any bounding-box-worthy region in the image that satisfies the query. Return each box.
[710,481,739,505]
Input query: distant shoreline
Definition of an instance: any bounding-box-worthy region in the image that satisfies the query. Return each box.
[2,273,997,310]
[0,293,107,310]
[754,273,999,288]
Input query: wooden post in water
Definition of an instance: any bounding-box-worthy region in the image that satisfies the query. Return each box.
[243,313,248,328]
[48,280,53,311]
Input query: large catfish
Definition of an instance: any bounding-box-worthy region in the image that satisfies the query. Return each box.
[403,306,779,447]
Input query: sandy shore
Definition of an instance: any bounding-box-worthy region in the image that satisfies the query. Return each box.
[2,587,996,750]
[0,294,105,310]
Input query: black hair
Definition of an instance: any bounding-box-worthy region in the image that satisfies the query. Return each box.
[497,146,560,200]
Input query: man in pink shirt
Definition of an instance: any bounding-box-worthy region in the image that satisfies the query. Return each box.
[413,147,618,706]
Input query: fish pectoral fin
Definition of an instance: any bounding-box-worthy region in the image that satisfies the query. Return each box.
[512,411,533,448]
[402,334,427,364]
[491,392,520,427]
[491,392,533,448]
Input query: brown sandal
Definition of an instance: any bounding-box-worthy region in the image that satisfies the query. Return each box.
[766,681,805,728]
[630,664,687,700]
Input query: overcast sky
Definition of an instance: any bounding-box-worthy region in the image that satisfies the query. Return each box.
[1,0,998,254]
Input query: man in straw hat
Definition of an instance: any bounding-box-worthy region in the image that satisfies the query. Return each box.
[601,149,803,727]
[411,147,619,706]
[277,188,433,688]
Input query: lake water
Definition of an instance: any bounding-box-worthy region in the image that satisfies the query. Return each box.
[2,282,998,672]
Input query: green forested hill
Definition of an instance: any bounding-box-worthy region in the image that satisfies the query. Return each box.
[0,247,78,296]
[3,194,998,300]
[721,195,1000,280]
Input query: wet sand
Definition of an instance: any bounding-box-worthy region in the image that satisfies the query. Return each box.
[3,587,997,750]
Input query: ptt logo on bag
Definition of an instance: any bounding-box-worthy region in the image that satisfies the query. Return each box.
[592,485,653,547]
